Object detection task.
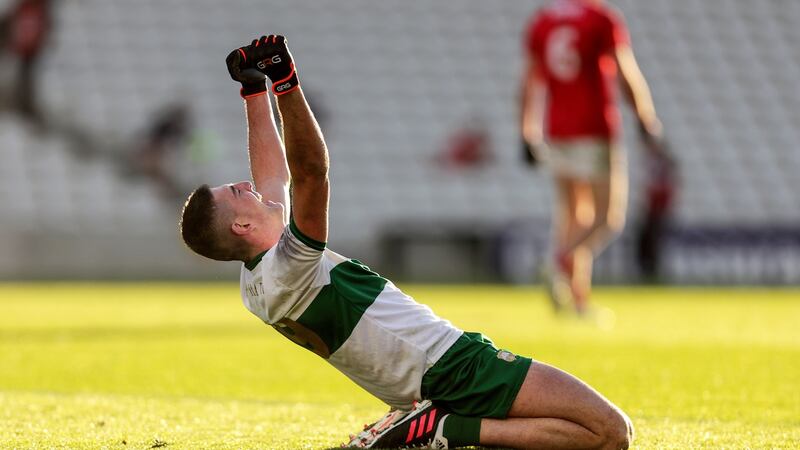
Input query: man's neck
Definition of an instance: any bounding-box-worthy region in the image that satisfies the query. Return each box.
[241,227,283,267]
[243,247,270,270]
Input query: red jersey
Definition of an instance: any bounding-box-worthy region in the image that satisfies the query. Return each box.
[7,0,51,59]
[526,0,630,140]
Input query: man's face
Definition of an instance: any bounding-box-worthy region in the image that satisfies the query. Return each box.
[210,181,285,236]
[211,181,263,213]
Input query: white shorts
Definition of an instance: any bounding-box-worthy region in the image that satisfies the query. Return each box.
[547,138,625,181]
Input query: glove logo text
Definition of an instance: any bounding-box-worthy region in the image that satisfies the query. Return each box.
[257,55,282,70]
[275,82,292,92]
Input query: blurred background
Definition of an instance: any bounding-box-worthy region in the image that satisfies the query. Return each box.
[0,0,798,285]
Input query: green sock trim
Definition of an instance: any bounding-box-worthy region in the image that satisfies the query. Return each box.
[442,414,482,447]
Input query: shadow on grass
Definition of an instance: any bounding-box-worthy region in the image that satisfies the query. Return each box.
[323,447,513,450]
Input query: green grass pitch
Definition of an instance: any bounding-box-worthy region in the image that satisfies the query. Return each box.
[1,283,798,449]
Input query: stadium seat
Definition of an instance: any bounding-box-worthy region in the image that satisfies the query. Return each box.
[1,0,799,277]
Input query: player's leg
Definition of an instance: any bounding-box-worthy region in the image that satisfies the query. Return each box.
[569,178,601,311]
[549,141,596,274]
[554,175,587,258]
[480,361,632,449]
[549,176,589,310]
[555,175,596,312]
[570,243,594,312]
[555,140,614,254]
[584,162,627,257]
[572,163,627,311]
[564,146,627,311]
[358,334,630,449]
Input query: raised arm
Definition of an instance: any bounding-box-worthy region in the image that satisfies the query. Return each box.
[230,35,328,244]
[244,94,290,221]
[226,44,290,221]
[275,87,329,244]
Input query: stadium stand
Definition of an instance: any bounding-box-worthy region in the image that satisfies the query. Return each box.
[1,0,799,281]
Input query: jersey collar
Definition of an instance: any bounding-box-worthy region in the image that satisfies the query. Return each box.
[244,250,268,271]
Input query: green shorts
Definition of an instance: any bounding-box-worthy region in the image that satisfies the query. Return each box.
[421,332,532,419]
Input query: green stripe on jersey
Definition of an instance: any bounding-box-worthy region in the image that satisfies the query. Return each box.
[290,217,326,251]
[296,260,388,355]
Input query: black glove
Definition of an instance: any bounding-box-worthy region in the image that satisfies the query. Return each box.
[521,139,541,167]
[226,35,300,97]
[226,47,268,98]
[240,34,300,96]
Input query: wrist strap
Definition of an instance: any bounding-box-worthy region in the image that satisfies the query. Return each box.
[240,80,267,99]
[271,64,299,95]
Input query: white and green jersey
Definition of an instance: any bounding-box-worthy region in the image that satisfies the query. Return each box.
[239,220,463,410]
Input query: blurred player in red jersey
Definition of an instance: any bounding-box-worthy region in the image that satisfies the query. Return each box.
[0,0,53,120]
[519,0,663,316]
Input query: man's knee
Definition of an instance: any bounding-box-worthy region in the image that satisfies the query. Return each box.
[592,211,625,244]
[608,210,626,235]
[599,408,633,450]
